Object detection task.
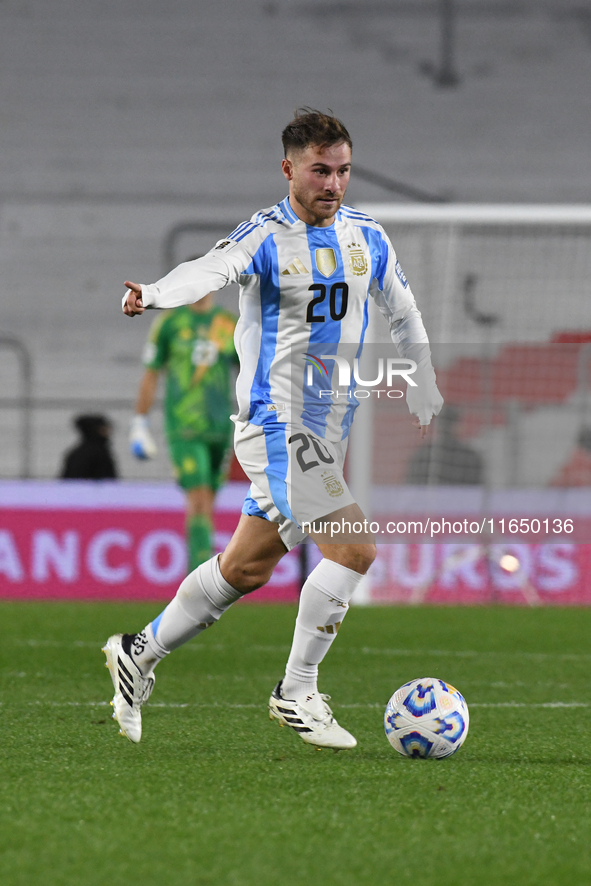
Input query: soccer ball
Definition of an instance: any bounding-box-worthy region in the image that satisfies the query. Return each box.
[384,677,469,759]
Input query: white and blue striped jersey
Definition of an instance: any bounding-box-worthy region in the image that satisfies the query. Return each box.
[139,197,441,442]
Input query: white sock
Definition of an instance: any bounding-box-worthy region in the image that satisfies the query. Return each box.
[128,556,241,674]
[282,558,363,700]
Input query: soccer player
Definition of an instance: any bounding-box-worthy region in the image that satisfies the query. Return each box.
[129,291,238,571]
[103,109,443,749]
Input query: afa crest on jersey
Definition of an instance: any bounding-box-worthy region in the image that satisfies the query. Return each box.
[347,243,368,276]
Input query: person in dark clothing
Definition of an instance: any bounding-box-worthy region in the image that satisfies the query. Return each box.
[60,414,118,480]
[406,405,483,485]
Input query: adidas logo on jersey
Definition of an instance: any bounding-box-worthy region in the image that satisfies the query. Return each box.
[281,257,309,276]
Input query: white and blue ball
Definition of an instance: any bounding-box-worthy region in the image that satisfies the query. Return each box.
[384,678,469,759]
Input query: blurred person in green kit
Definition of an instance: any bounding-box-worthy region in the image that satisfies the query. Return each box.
[130,291,238,572]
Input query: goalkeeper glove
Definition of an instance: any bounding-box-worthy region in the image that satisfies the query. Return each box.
[129,415,158,460]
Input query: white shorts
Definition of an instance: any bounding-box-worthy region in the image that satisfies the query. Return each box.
[234,420,356,550]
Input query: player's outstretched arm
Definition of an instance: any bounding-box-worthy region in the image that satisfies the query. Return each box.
[123,281,144,317]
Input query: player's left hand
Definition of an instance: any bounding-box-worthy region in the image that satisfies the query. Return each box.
[129,415,158,459]
[407,382,444,438]
[412,419,430,438]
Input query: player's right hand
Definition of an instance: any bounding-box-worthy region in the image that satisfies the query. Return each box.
[122,281,144,316]
[129,415,158,460]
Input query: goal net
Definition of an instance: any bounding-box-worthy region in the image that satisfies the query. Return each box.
[345,204,591,605]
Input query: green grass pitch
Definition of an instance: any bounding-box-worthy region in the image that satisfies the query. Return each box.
[1,601,591,886]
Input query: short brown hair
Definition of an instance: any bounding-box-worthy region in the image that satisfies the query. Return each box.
[281,108,352,157]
